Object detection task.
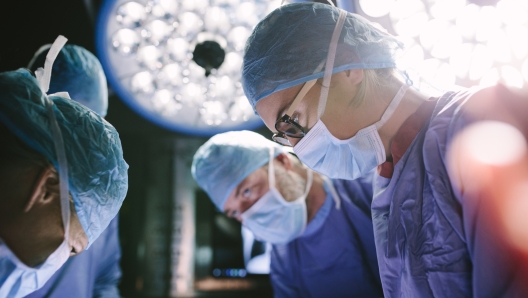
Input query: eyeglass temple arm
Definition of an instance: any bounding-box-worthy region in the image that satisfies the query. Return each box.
[285,79,318,116]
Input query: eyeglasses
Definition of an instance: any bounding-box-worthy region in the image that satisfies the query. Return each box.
[272,79,318,146]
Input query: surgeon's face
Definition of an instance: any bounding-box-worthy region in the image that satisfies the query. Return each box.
[255,70,364,146]
[223,155,306,221]
[0,163,88,267]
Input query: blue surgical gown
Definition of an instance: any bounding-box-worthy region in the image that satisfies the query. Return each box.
[270,176,383,298]
[372,85,528,297]
[25,217,121,298]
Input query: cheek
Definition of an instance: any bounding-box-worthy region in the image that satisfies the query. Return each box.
[298,86,324,131]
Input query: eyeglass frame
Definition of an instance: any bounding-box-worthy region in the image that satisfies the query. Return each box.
[272,78,319,146]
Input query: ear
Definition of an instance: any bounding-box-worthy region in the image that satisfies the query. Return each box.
[24,165,59,212]
[274,153,293,171]
[345,69,364,87]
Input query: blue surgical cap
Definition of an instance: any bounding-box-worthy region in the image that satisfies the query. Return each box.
[0,69,128,248]
[242,2,404,111]
[28,44,108,117]
[192,131,290,210]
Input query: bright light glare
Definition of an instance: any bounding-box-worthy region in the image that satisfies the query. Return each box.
[159,63,182,86]
[487,29,511,63]
[229,96,253,121]
[212,0,240,5]
[359,0,395,18]
[266,0,282,15]
[420,20,462,59]
[144,20,172,43]
[390,0,425,20]
[152,89,182,115]
[112,29,140,54]
[522,59,528,83]
[456,4,480,40]
[227,26,251,52]
[213,76,235,98]
[497,0,528,26]
[420,19,449,50]
[131,71,155,93]
[480,68,500,87]
[204,6,230,33]
[116,2,146,28]
[475,6,502,42]
[506,25,528,59]
[463,121,527,166]
[397,44,424,71]
[186,62,206,81]
[450,43,474,79]
[166,38,189,61]
[236,2,258,25]
[181,83,204,103]
[148,0,178,18]
[180,0,208,12]
[201,101,227,125]
[419,59,455,90]
[501,65,524,88]
[221,52,243,74]
[177,12,203,37]
[393,13,429,37]
[390,0,428,37]
[469,44,493,81]
[137,45,162,70]
[429,0,465,21]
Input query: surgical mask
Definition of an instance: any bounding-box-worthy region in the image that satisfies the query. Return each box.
[294,84,409,180]
[241,148,313,244]
[0,239,71,298]
[0,36,72,298]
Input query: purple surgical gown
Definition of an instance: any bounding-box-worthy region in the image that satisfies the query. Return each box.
[372,85,528,297]
[25,217,121,298]
[270,176,383,298]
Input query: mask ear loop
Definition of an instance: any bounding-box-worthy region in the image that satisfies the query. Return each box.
[317,10,347,119]
[268,147,276,190]
[36,35,71,242]
[303,167,314,199]
[320,176,341,210]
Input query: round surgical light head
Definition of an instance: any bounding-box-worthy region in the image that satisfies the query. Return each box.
[97,0,269,136]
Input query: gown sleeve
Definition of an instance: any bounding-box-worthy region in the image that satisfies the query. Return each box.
[447,84,528,297]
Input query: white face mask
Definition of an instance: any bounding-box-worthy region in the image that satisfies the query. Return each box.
[0,238,71,298]
[241,148,313,244]
[294,85,409,180]
[0,36,72,298]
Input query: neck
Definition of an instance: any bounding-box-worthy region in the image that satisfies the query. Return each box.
[305,172,326,223]
[377,86,428,160]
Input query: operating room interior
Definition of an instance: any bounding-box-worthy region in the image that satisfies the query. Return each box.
[1,0,528,297]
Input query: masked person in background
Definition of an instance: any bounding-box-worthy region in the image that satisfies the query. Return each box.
[23,43,122,298]
[0,37,128,298]
[192,131,383,298]
[242,2,528,297]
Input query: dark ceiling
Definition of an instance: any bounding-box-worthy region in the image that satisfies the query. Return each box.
[0,0,104,72]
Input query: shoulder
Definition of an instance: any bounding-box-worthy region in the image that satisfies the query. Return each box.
[429,85,528,143]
